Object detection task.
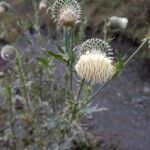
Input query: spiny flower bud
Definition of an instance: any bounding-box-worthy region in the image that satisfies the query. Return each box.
[0,1,10,14]
[108,16,129,29]
[51,0,81,28]
[39,0,48,10]
[75,39,114,84]
[1,45,16,61]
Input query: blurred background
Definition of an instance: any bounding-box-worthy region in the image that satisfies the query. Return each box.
[0,0,150,150]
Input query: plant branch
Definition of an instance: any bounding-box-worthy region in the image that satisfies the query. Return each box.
[64,29,74,90]
[15,50,30,109]
[124,38,148,66]
[76,79,85,102]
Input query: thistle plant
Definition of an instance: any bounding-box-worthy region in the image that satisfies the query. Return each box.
[0,0,149,149]
[51,0,81,28]
[75,39,114,84]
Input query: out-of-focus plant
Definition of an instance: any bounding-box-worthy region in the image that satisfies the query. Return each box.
[0,0,149,149]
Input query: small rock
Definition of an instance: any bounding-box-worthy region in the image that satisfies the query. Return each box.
[87,115,93,120]
[132,98,144,106]
[143,86,150,95]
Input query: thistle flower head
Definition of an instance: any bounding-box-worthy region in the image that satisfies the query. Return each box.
[39,0,48,10]
[0,1,10,14]
[75,39,114,84]
[1,45,16,61]
[51,0,81,28]
[108,16,129,29]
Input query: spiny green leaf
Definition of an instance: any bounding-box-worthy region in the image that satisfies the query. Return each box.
[37,57,50,67]
[114,55,124,76]
[40,47,68,63]
[47,51,68,63]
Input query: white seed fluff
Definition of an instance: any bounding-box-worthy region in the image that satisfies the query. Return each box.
[75,53,114,84]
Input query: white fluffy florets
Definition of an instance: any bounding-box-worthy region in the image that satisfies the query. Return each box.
[75,39,114,84]
[51,0,81,28]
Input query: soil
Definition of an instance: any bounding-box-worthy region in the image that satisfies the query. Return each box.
[83,37,150,150]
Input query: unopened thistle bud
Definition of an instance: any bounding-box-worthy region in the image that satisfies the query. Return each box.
[108,16,129,29]
[39,0,48,10]
[75,39,114,84]
[1,45,16,61]
[51,0,81,28]
[0,1,10,14]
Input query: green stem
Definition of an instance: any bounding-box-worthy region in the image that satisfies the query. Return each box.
[15,51,30,109]
[39,68,43,102]
[68,79,85,127]
[80,81,110,110]
[64,28,74,90]
[103,20,108,41]
[76,79,85,102]
[124,38,148,66]
[31,0,39,28]
[70,30,74,90]
[4,71,12,110]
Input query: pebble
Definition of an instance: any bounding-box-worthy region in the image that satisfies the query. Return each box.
[143,86,150,95]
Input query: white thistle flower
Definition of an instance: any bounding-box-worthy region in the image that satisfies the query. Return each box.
[1,45,16,61]
[75,39,114,84]
[108,16,129,29]
[39,0,48,10]
[0,1,10,14]
[51,0,81,28]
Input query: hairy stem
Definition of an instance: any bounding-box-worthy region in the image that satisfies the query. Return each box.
[76,79,85,102]
[103,20,108,41]
[124,38,148,66]
[39,68,43,102]
[64,28,74,90]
